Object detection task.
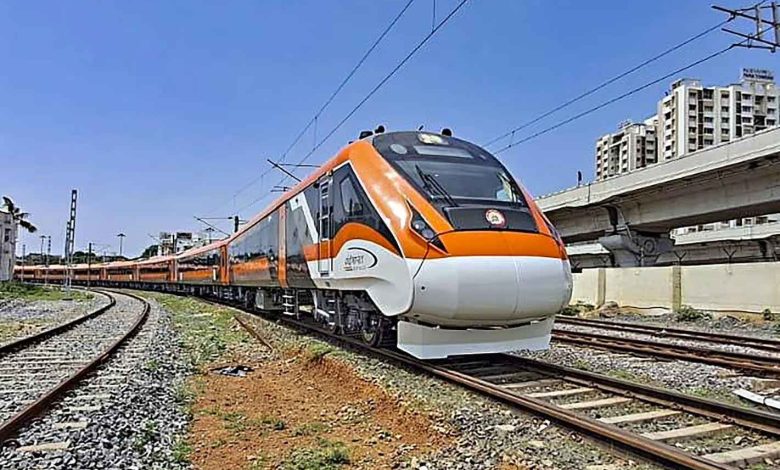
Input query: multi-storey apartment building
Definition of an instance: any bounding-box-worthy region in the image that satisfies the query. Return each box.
[659,69,778,161]
[595,117,658,180]
[595,68,778,181]
[158,230,215,256]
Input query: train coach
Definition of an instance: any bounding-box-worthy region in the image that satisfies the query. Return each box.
[18,129,573,359]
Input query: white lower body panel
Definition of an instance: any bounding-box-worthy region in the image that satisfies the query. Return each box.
[407,255,573,327]
[397,317,554,359]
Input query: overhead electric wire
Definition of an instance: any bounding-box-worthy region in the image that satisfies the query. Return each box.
[494,25,773,155]
[277,0,470,181]
[279,0,417,162]
[482,18,733,149]
[206,0,416,216]
[237,0,469,217]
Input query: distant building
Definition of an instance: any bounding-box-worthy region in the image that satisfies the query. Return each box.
[157,231,215,256]
[659,69,778,161]
[595,117,658,180]
[595,68,779,181]
[672,214,780,236]
[594,68,779,233]
[0,209,18,281]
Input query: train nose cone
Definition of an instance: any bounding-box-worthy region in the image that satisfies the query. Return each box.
[409,249,570,326]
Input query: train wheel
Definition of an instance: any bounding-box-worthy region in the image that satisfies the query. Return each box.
[360,312,387,347]
[324,312,340,334]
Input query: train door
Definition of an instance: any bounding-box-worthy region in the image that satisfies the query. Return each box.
[317,174,333,276]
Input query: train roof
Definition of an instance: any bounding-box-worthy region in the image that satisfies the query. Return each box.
[226,137,370,242]
[135,255,175,266]
[175,240,225,259]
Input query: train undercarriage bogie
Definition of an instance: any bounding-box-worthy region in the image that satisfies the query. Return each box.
[312,290,396,347]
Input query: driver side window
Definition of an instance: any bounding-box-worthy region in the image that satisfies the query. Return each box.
[339,177,363,218]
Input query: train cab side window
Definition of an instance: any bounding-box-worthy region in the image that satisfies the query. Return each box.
[340,178,364,218]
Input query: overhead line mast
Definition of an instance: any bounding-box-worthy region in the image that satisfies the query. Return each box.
[714,2,780,51]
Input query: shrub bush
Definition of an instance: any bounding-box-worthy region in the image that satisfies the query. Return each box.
[674,305,712,322]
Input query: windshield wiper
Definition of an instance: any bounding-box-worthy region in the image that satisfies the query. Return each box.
[415,164,459,207]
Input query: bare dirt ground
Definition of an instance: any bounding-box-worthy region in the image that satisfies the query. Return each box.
[186,346,452,469]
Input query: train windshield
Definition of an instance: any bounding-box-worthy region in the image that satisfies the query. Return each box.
[372,132,528,207]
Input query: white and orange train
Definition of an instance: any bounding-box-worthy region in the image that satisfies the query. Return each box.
[17,130,573,359]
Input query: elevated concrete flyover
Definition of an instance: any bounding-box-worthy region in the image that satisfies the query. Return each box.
[536,127,780,266]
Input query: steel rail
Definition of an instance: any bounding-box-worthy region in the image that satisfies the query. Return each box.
[556,316,780,353]
[0,290,149,445]
[552,329,780,377]
[0,290,116,354]
[225,306,733,469]
[504,356,780,437]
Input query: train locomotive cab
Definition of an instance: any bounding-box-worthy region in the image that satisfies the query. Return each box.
[361,131,573,358]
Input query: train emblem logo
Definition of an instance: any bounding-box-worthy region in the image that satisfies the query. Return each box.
[485,209,506,227]
[343,247,378,272]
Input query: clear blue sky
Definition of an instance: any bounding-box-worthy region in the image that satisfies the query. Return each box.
[2,0,776,257]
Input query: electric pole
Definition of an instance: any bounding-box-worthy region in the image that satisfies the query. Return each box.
[714,2,780,51]
[87,242,92,289]
[63,189,78,291]
[45,236,51,285]
[39,235,45,265]
[117,233,126,258]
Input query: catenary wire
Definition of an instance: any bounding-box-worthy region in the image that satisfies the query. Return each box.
[274,0,470,185]
[494,25,772,154]
[482,18,734,149]
[206,0,416,216]
[236,0,469,217]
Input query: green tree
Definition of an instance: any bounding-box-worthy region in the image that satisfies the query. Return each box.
[2,196,37,234]
[140,244,158,258]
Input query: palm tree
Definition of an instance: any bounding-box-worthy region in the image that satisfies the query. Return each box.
[2,196,37,233]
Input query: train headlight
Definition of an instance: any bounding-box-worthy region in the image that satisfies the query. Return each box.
[410,208,435,241]
[409,205,447,251]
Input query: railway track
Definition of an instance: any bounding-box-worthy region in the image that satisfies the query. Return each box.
[556,316,780,354]
[551,328,780,377]
[226,302,780,469]
[0,289,149,445]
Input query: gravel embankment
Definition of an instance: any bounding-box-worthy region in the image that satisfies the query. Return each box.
[0,293,193,469]
[546,311,780,405]
[520,343,758,406]
[238,312,654,470]
[0,291,109,344]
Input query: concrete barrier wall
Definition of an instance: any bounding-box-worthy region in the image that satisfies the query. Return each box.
[604,266,674,309]
[571,270,599,306]
[571,262,780,312]
[682,263,780,312]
